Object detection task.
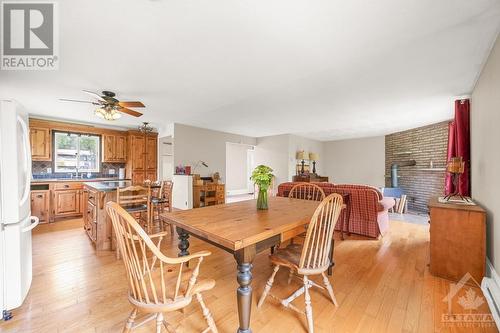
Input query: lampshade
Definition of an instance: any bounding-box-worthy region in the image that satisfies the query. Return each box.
[296,151,308,160]
[447,157,464,174]
[95,108,122,121]
[309,153,319,161]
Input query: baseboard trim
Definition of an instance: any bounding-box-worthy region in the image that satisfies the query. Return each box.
[481,258,500,328]
[226,189,254,196]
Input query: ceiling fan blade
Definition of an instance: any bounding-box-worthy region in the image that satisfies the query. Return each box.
[59,98,99,105]
[82,90,106,101]
[119,107,143,117]
[118,101,145,108]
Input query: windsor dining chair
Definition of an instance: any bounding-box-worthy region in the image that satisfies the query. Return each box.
[106,202,218,333]
[257,193,344,333]
[288,183,326,201]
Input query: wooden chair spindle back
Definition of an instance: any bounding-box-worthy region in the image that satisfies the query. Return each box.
[299,193,343,272]
[288,183,326,201]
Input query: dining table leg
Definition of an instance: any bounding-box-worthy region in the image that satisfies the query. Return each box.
[176,227,190,257]
[234,246,256,333]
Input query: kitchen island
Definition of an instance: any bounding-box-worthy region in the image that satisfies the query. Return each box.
[83,181,132,251]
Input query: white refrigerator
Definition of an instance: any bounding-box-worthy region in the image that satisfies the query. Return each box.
[0,100,39,316]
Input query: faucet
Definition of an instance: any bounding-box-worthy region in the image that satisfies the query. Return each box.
[75,167,80,179]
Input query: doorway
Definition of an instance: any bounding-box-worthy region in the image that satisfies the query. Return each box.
[225,142,255,201]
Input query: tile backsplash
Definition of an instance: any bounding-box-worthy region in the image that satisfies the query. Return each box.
[32,161,125,178]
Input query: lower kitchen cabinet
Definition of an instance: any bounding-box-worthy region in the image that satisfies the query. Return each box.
[53,189,82,217]
[30,190,50,223]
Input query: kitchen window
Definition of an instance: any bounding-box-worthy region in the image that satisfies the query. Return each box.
[54,132,100,173]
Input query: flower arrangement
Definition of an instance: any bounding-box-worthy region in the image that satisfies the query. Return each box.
[250,165,274,210]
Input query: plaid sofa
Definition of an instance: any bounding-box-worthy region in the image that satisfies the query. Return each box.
[277,182,395,238]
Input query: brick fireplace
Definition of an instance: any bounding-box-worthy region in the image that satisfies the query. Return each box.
[385,121,449,213]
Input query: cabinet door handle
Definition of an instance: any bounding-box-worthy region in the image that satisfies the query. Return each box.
[36,194,43,198]
[64,185,69,188]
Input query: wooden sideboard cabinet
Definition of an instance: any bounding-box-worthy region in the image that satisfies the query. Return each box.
[429,197,486,283]
[292,174,329,182]
[193,183,225,208]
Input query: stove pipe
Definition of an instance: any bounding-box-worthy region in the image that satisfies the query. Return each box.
[390,160,416,188]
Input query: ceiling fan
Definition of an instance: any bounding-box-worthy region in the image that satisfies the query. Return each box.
[60,90,145,120]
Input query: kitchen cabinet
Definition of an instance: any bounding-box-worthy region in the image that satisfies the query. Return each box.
[53,190,80,216]
[146,136,157,171]
[30,190,50,223]
[29,126,51,161]
[102,134,127,162]
[52,182,83,219]
[115,135,127,161]
[83,188,97,243]
[126,131,157,184]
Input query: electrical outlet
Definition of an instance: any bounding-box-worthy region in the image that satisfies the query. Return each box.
[47,167,52,173]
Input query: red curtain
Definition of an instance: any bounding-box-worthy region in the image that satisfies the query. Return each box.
[444,121,456,194]
[444,99,471,196]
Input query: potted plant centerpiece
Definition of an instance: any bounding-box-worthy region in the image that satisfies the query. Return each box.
[251,165,274,210]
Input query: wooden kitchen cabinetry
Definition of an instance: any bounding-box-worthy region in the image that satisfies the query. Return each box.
[126,131,157,184]
[83,188,98,243]
[29,126,51,161]
[30,190,50,223]
[102,134,127,162]
[52,182,84,219]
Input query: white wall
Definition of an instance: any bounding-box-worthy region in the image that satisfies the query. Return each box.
[323,136,385,187]
[288,134,325,179]
[471,34,500,269]
[254,134,290,187]
[173,123,256,183]
[226,142,253,194]
[159,136,173,180]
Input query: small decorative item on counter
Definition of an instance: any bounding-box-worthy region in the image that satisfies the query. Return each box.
[193,174,203,185]
[175,165,186,175]
[213,172,220,183]
[250,165,274,210]
[185,166,191,175]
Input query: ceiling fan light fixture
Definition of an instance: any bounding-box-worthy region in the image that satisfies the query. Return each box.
[94,108,106,119]
[95,107,121,121]
[138,122,154,133]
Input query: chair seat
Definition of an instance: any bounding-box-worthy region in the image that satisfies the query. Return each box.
[124,204,148,213]
[269,243,303,269]
[151,197,167,205]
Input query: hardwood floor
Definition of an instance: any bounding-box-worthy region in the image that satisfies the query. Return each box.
[1,219,497,333]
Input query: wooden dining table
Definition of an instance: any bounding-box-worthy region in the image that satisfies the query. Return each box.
[160,196,323,333]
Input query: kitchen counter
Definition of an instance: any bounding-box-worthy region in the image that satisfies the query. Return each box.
[83,180,132,192]
[31,177,130,183]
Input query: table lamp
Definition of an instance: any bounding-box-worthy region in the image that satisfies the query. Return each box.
[309,153,319,174]
[443,156,470,202]
[296,151,308,174]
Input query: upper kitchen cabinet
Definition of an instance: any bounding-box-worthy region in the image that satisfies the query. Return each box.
[126,131,157,183]
[29,126,51,161]
[102,133,127,162]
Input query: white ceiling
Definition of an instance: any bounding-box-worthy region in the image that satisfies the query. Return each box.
[2,0,500,141]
